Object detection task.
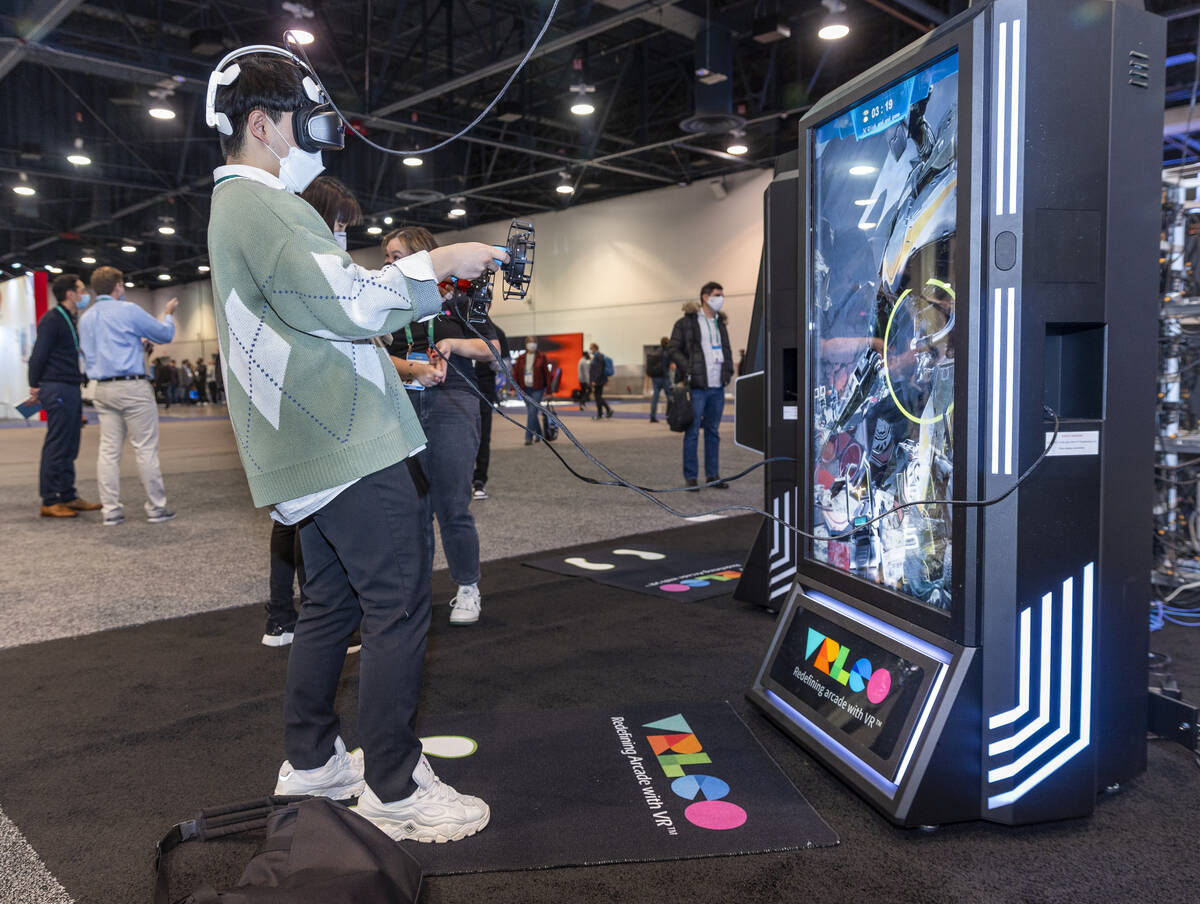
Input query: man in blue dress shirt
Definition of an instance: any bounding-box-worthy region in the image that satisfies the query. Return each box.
[26,273,103,518]
[78,266,179,526]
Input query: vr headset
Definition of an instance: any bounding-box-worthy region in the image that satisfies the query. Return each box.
[205,45,344,153]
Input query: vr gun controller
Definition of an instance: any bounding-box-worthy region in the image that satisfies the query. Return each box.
[446,219,535,323]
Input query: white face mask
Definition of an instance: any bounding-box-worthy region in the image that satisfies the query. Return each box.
[333,231,347,251]
[263,117,324,193]
[526,343,537,353]
[707,294,724,313]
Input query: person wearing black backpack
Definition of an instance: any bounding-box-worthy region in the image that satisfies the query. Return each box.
[645,336,671,423]
[588,342,614,419]
[668,281,733,490]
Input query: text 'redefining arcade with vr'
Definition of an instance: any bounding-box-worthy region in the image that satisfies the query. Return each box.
[809,52,958,612]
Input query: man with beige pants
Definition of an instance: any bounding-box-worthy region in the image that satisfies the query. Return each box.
[79,266,178,526]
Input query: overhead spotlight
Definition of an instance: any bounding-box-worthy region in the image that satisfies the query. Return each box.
[121,244,137,253]
[848,164,877,176]
[148,106,176,120]
[81,255,97,264]
[366,225,383,235]
[124,281,135,288]
[45,265,62,274]
[283,2,316,44]
[402,156,423,167]
[67,137,91,166]
[158,273,172,281]
[159,225,176,235]
[569,80,596,116]
[198,265,211,273]
[448,198,467,218]
[383,216,394,225]
[726,131,749,155]
[13,173,35,196]
[818,0,850,41]
[11,262,21,269]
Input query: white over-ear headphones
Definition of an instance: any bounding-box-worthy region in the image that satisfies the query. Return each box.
[205,44,327,138]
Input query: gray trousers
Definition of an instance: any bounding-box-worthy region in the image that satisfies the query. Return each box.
[92,379,168,518]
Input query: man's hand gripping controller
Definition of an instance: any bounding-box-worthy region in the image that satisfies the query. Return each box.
[446,219,535,323]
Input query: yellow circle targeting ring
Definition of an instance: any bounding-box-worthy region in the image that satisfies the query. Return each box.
[881,280,955,426]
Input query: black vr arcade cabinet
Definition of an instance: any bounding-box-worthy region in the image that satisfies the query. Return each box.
[745,0,1164,826]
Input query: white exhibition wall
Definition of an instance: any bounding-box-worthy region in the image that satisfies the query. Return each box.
[132,167,772,381]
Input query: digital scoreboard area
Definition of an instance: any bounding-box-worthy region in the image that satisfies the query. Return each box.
[746,0,1164,827]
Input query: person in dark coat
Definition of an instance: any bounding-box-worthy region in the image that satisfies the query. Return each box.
[667,281,733,489]
[588,342,614,419]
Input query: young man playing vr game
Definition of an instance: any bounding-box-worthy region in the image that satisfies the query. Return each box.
[205,46,504,842]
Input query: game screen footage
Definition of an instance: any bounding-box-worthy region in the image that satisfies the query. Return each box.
[809,52,959,612]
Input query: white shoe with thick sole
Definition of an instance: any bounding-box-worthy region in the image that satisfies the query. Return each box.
[449,584,481,625]
[353,755,490,843]
[273,736,365,799]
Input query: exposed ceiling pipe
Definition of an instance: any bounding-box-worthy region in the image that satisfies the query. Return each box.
[594,0,704,38]
[0,0,87,80]
[371,0,684,118]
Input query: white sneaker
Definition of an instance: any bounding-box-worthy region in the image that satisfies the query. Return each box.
[449,584,481,625]
[353,755,489,843]
[274,736,365,799]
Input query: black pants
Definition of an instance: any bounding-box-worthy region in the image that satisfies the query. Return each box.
[286,458,431,802]
[38,381,82,506]
[593,383,612,417]
[473,391,494,487]
[267,521,305,626]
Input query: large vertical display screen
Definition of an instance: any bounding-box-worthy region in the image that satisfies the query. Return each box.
[808,52,959,612]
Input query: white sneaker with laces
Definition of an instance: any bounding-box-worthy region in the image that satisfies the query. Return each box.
[273,736,365,799]
[352,755,490,843]
[449,584,481,625]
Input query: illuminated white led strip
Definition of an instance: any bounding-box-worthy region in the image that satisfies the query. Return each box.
[1008,20,1021,215]
[770,566,797,600]
[994,21,1008,217]
[1004,287,1016,475]
[990,289,1003,474]
[770,495,782,559]
[988,606,1032,729]
[989,564,1093,809]
[989,578,1074,782]
[769,491,796,600]
[894,662,949,785]
[988,593,1052,756]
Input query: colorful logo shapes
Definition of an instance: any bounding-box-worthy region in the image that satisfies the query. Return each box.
[805,628,893,704]
[660,569,742,592]
[644,714,748,831]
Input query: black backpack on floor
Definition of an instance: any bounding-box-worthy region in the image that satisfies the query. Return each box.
[155,796,422,904]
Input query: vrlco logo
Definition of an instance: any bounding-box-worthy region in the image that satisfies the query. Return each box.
[643,714,748,831]
[805,628,893,704]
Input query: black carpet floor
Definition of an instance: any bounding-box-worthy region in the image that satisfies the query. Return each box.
[1,515,1199,903]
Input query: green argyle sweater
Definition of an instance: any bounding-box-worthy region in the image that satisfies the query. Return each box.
[207,173,442,506]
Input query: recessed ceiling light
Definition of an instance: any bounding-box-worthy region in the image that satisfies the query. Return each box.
[849,165,877,176]
[383,216,393,225]
[198,265,210,273]
[556,184,575,195]
[124,281,135,287]
[121,245,137,253]
[158,225,176,235]
[402,156,423,167]
[158,273,172,281]
[13,185,35,196]
[449,207,466,218]
[818,23,849,40]
[80,256,96,264]
[726,143,748,156]
[67,153,92,166]
[287,28,315,45]
[366,225,382,235]
[570,102,595,116]
[148,106,176,120]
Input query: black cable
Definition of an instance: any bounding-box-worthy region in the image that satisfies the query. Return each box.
[434,316,1062,543]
